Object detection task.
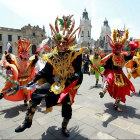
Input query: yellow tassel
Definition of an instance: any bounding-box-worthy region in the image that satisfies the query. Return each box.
[137,52,140,58]
[113,29,117,43]
[127,72,131,79]
[120,29,129,45]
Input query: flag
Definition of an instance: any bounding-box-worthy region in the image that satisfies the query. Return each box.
[5,42,12,53]
[57,80,77,103]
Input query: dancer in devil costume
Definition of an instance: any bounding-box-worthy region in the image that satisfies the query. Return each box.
[0,39,38,106]
[15,15,86,137]
[99,29,137,112]
[89,46,104,86]
[125,41,140,79]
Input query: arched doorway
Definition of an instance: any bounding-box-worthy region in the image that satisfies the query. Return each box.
[32,45,36,54]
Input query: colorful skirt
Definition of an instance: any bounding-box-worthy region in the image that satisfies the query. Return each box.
[104,69,135,103]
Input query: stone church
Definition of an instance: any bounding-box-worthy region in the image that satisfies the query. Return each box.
[0,24,46,58]
[95,18,111,53]
[78,9,94,50]
[78,9,111,53]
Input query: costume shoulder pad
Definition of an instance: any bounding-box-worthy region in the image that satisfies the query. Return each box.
[99,53,113,66]
[71,47,87,62]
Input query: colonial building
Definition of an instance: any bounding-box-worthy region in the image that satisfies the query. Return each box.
[78,9,94,50]
[95,18,111,53]
[0,24,46,58]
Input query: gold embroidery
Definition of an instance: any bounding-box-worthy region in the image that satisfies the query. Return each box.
[46,51,74,94]
[112,54,125,67]
[100,54,113,66]
[73,84,80,90]
[114,73,125,86]
[46,48,85,94]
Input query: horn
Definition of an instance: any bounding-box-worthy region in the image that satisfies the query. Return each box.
[69,26,81,39]
[55,17,59,33]
[49,24,57,36]
[109,41,115,49]
[106,34,114,45]
[112,29,117,43]
[120,29,129,45]
[66,19,75,37]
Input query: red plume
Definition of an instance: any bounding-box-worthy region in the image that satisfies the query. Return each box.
[36,45,51,53]
[129,41,139,49]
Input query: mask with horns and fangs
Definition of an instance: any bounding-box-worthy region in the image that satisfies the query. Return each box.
[15,38,31,59]
[107,29,129,53]
[49,15,81,51]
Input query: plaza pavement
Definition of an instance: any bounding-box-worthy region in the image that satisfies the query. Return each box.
[0,68,140,139]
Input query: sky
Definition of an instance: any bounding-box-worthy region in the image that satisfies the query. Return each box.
[0,0,140,40]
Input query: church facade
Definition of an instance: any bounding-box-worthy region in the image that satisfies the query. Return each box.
[78,9,94,50]
[78,9,111,53]
[97,18,111,53]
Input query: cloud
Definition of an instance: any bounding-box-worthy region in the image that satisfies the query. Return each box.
[91,17,104,40]
[0,0,64,20]
[0,0,139,40]
[0,0,99,38]
[0,0,74,36]
[109,19,139,39]
[110,18,125,31]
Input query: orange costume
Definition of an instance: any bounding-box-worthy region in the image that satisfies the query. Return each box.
[0,39,38,105]
[125,42,140,79]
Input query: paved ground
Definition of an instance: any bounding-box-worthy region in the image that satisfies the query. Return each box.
[0,68,140,139]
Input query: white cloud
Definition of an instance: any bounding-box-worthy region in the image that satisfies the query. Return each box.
[0,0,64,20]
[0,0,139,40]
[0,0,76,36]
[91,17,104,40]
[109,19,139,39]
[110,18,125,31]
[0,0,98,39]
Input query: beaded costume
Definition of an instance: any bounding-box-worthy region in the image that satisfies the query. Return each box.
[99,29,137,111]
[89,46,104,86]
[15,15,86,137]
[125,41,140,79]
[0,39,38,105]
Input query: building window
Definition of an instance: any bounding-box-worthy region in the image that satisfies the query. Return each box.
[88,31,90,37]
[41,34,43,37]
[0,46,2,53]
[32,45,36,54]
[18,36,21,40]
[81,31,84,37]
[8,35,12,41]
[33,33,35,36]
[0,34,2,41]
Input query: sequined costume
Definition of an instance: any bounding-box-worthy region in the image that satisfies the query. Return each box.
[0,39,38,105]
[89,47,104,86]
[15,15,86,137]
[125,42,140,79]
[99,29,137,111]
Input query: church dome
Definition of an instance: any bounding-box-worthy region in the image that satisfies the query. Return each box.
[101,18,111,36]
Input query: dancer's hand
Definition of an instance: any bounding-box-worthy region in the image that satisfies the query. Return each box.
[27,81,34,87]
[74,73,80,79]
